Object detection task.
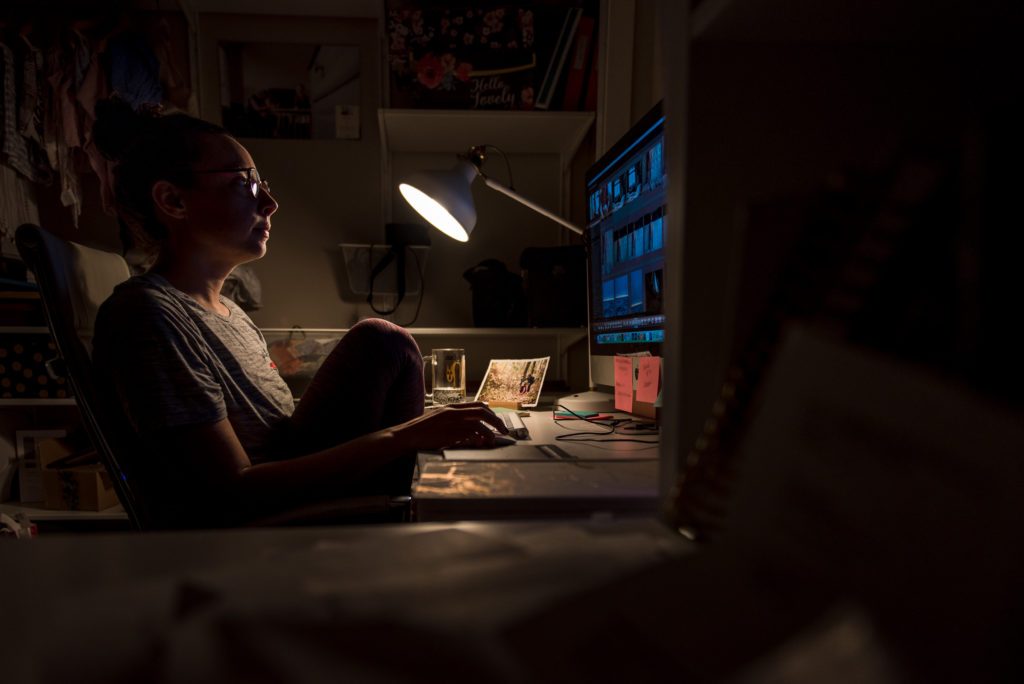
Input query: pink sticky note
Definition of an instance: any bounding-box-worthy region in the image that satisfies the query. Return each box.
[614,356,633,412]
[636,356,660,404]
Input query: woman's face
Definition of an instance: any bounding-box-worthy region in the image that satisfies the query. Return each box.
[175,134,278,267]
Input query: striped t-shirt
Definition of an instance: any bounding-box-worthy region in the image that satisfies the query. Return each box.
[93,273,295,464]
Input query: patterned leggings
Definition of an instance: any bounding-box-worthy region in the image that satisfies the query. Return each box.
[286,318,425,494]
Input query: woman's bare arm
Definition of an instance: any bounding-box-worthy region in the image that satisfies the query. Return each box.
[150,403,507,520]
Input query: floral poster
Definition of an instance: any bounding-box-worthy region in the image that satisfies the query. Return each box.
[387,5,536,110]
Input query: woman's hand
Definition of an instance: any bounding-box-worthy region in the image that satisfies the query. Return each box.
[392,402,508,451]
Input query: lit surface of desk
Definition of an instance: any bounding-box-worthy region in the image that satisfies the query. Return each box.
[413,410,661,522]
[0,518,693,683]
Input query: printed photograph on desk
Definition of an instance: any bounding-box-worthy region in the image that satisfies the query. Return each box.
[474,357,549,408]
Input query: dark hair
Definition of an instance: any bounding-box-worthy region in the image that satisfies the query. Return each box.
[92,97,230,262]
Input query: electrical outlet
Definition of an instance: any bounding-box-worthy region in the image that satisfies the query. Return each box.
[340,244,429,296]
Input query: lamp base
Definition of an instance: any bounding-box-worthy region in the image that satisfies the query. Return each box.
[555,390,614,413]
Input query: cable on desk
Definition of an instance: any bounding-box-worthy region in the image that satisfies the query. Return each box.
[551,405,660,446]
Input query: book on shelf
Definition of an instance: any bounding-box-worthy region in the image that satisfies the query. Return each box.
[534,6,581,110]
[561,14,595,111]
[583,33,599,111]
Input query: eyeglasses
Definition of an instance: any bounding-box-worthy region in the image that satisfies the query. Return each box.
[179,167,270,198]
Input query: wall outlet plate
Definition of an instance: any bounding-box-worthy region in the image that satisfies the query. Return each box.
[339,243,429,296]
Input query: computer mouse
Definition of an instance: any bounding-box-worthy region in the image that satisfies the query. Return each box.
[492,434,518,447]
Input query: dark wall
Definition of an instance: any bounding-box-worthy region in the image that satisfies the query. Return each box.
[684,32,1024,413]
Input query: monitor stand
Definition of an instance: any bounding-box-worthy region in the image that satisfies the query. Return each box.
[556,390,614,413]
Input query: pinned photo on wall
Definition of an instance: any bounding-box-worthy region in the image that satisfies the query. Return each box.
[474,357,550,408]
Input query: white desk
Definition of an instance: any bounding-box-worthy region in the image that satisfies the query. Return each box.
[413,409,661,522]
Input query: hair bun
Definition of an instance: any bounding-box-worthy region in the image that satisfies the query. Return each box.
[92,97,149,162]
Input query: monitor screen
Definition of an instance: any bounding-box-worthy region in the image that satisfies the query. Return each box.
[584,101,666,390]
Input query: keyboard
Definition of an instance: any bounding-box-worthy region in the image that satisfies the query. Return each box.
[498,411,530,440]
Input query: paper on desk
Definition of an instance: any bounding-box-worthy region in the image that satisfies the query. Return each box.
[614,356,633,412]
[551,441,659,459]
[636,356,661,404]
[442,444,576,461]
[443,441,658,462]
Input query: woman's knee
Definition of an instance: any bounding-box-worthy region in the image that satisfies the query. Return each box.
[343,318,420,363]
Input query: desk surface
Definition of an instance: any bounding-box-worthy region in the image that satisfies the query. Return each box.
[413,410,661,522]
[508,408,660,452]
[0,518,693,683]
[445,408,661,458]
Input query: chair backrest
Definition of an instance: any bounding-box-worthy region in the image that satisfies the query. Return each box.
[15,223,151,529]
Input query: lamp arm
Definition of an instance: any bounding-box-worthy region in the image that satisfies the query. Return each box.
[481,176,584,235]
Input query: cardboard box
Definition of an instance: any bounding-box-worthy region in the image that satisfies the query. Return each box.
[0,435,16,502]
[38,438,119,512]
[15,429,67,503]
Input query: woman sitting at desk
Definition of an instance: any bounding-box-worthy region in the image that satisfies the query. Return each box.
[90,97,506,527]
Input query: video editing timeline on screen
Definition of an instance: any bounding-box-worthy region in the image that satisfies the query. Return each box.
[586,111,667,355]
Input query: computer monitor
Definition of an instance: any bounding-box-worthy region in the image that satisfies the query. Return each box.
[562,101,666,411]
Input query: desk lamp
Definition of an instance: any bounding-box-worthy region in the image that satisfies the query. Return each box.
[398,145,584,241]
[400,145,593,412]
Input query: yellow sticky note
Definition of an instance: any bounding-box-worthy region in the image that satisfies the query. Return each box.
[636,356,660,404]
[614,356,634,412]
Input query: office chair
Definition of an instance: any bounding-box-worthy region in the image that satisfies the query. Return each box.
[15,223,410,529]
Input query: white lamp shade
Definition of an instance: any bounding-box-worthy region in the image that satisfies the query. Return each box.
[398,160,478,242]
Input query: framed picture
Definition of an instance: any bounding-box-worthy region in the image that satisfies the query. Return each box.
[219,42,361,140]
[197,15,377,140]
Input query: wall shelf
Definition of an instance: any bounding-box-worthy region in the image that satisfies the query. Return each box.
[0,326,50,335]
[261,327,587,389]
[0,501,126,521]
[0,398,75,407]
[379,109,594,162]
[261,326,586,338]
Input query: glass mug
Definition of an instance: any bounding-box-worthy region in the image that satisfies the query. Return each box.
[424,348,466,406]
